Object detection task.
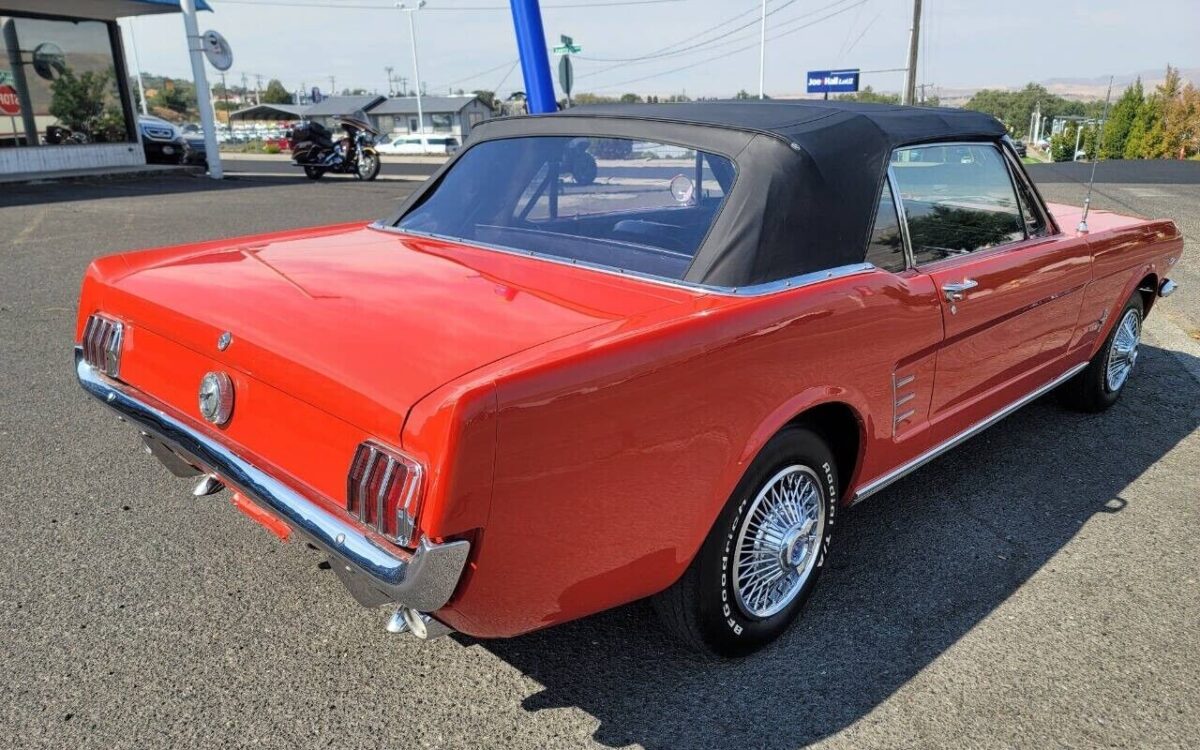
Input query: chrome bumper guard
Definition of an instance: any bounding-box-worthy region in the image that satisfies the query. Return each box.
[74,348,470,612]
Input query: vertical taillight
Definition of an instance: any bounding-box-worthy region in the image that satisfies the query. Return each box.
[82,314,124,378]
[347,442,424,547]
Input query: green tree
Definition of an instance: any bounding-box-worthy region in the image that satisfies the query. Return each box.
[734,89,752,100]
[965,83,1091,138]
[262,78,293,104]
[573,92,617,105]
[837,85,899,104]
[1101,79,1143,159]
[50,67,126,141]
[472,89,497,110]
[619,92,643,103]
[1124,97,1161,158]
[152,80,191,114]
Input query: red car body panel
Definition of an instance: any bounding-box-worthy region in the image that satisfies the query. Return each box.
[75,201,1183,638]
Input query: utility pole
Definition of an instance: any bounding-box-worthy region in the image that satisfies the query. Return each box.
[385,65,394,95]
[329,74,336,96]
[757,0,766,99]
[219,71,230,132]
[901,0,922,105]
[399,76,408,96]
[180,0,222,178]
[397,2,426,140]
[254,73,263,105]
[126,18,149,115]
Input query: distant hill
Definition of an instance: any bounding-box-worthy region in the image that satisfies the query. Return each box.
[773,67,1198,107]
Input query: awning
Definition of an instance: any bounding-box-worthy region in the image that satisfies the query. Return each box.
[0,0,212,20]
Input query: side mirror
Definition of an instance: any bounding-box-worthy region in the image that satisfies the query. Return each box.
[669,174,695,205]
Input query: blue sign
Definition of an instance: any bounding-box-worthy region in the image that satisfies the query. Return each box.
[806,69,860,94]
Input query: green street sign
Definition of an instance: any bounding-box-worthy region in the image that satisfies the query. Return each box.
[553,34,581,54]
[0,70,13,85]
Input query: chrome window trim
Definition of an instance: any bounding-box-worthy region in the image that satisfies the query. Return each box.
[999,138,1060,237]
[889,140,1044,268]
[886,167,916,270]
[852,360,1088,503]
[369,221,877,297]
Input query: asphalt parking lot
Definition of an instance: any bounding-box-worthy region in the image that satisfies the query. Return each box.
[1,163,1198,749]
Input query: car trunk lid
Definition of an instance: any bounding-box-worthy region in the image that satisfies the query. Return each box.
[103,223,696,438]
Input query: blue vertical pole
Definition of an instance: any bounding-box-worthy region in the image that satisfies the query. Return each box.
[508,0,557,113]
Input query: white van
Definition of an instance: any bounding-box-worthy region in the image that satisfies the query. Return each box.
[376,135,460,156]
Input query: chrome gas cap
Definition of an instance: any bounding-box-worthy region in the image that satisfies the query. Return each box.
[198,371,235,425]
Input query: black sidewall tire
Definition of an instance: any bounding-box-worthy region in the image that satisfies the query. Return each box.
[1061,293,1143,412]
[693,427,838,657]
[304,166,325,181]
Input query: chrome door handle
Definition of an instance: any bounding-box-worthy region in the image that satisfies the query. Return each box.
[942,278,978,302]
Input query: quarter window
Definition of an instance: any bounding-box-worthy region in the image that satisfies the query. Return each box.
[865,180,905,272]
[890,143,1025,265]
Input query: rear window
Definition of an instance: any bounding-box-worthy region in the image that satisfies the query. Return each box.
[395,136,736,281]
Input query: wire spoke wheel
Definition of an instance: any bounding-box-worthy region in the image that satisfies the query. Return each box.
[733,465,826,619]
[1105,308,1141,392]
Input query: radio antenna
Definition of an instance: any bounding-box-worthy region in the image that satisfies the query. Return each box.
[1078,75,1114,234]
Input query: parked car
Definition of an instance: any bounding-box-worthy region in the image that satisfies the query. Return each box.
[1012,138,1027,157]
[75,102,1182,656]
[137,115,185,164]
[376,134,459,155]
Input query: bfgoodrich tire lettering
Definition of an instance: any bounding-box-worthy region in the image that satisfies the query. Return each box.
[653,426,838,657]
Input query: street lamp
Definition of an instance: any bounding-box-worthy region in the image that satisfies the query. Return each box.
[396,1,426,143]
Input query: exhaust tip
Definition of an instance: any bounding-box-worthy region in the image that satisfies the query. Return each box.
[192,473,225,496]
[386,607,453,640]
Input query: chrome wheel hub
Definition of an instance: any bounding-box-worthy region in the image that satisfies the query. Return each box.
[1106,308,1140,392]
[733,465,826,619]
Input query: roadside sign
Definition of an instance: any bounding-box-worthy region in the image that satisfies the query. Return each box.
[0,83,20,115]
[202,30,234,71]
[311,86,323,103]
[558,56,573,97]
[553,33,581,55]
[0,70,12,85]
[806,68,860,95]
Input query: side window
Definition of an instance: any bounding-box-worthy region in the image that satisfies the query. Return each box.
[890,143,1026,265]
[865,180,906,272]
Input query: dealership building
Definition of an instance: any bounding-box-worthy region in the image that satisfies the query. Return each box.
[0,0,207,178]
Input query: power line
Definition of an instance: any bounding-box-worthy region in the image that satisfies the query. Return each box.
[577,0,860,80]
[589,0,868,91]
[576,0,765,62]
[219,0,685,9]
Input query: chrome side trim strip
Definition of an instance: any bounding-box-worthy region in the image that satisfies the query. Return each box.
[853,361,1088,504]
[74,348,469,611]
[368,221,876,297]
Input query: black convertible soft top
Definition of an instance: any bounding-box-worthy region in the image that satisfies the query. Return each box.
[390,100,1009,289]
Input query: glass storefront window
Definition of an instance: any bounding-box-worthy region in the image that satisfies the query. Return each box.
[1,14,133,148]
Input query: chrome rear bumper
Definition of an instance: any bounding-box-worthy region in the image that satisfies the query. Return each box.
[74,348,469,612]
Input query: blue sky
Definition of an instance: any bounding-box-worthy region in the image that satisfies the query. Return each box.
[125,0,1199,98]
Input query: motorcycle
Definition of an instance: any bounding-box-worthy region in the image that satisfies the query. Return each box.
[289,109,381,181]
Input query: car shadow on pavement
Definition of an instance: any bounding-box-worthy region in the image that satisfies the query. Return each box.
[463,343,1200,749]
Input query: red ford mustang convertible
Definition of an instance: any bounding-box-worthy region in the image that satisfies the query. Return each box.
[75,102,1182,656]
